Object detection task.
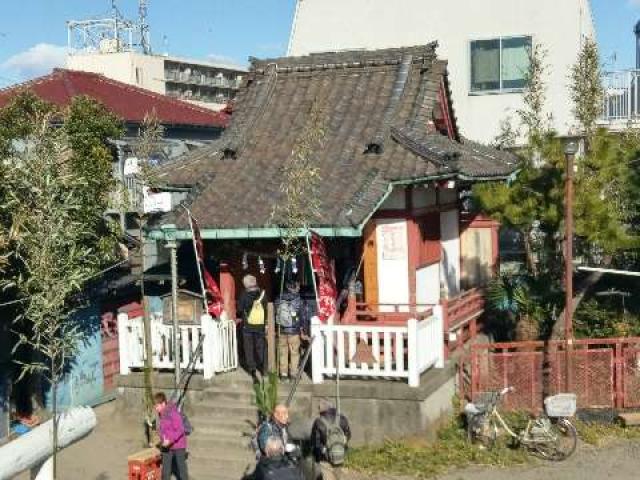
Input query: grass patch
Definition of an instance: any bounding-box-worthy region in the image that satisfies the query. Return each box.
[575,420,640,446]
[346,415,531,479]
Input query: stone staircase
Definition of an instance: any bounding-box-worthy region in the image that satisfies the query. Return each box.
[187,373,258,480]
[187,371,313,480]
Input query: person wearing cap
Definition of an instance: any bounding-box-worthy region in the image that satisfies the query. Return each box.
[275,280,304,379]
[311,399,351,480]
[238,274,268,383]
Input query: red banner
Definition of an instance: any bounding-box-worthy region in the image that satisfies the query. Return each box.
[191,215,224,317]
[310,231,337,322]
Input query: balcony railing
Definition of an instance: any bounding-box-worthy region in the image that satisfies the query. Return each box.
[601,70,640,124]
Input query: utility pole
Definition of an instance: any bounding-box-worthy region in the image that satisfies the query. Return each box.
[162,224,180,389]
[564,141,578,392]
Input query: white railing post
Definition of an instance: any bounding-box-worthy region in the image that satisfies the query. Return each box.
[201,314,215,380]
[311,317,324,384]
[117,313,130,376]
[432,305,445,369]
[407,318,419,388]
[628,71,633,122]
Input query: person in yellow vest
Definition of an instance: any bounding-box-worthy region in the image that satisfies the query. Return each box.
[238,274,268,384]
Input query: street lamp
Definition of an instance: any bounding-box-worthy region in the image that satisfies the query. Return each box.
[161,223,181,390]
[564,141,578,392]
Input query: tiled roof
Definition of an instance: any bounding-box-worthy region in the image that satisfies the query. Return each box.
[156,44,518,231]
[0,69,228,128]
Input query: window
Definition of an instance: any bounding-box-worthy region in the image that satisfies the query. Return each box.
[135,67,144,86]
[470,36,532,93]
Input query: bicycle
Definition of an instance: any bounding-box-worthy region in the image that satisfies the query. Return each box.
[464,387,578,461]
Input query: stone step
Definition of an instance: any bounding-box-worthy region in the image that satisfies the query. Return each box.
[191,401,259,419]
[189,456,255,480]
[189,430,251,449]
[189,445,255,465]
[618,412,640,426]
[192,414,258,431]
[192,423,255,439]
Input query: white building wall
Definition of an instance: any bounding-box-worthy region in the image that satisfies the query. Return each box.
[288,0,595,144]
[67,52,166,94]
[439,210,461,296]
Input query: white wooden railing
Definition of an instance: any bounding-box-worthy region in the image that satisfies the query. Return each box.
[311,306,444,388]
[117,313,238,380]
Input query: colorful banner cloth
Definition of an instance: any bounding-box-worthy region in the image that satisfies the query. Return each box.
[309,230,337,322]
[190,214,224,317]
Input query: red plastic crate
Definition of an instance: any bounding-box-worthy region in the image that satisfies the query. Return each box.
[128,448,162,480]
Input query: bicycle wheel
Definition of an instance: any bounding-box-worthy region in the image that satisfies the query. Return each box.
[532,418,577,461]
[468,415,497,449]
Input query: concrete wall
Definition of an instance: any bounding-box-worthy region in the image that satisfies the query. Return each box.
[67,52,166,94]
[117,366,456,446]
[288,0,595,144]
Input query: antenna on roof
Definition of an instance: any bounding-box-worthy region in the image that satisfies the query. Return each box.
[139,0,151,54]
[67,0,152,55]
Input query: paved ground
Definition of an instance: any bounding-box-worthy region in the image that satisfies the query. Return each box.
[13,402,640,479]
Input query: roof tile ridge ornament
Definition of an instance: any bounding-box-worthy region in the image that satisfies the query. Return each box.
[251,42,438,75]
[406,59,443,132]
[365,53,414,155]
[390,126,454,169]
[223,62,278,160]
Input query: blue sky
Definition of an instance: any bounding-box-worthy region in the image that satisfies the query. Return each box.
[0,0,638,87]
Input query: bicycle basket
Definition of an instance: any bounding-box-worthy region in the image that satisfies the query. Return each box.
[544,393,576,418]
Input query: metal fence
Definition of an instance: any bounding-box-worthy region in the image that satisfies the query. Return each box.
[602,70,640,123]
[459,338,640,411]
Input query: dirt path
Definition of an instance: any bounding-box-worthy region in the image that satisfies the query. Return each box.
[345,439,640,480]
[15,401,144,480]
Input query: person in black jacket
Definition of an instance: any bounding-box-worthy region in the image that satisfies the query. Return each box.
[253,437,303,480]
[238,274,268,383]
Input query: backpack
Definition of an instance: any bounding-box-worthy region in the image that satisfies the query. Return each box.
[276,299,298,328]
[319,416,347,466]
[180,411,193,436]
[247,291,266,326]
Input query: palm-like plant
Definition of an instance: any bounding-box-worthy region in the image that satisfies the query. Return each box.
[253,371,279,420]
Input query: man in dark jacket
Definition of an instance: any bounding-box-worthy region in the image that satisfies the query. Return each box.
[311,399,351,480]
[275,281,304,379]
[238,274,267,383]
[257,404,290,456]
[253,436,303,480]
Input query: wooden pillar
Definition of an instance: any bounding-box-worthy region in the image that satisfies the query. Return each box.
[406,218,421,309]
[343,291,357,324]
[220,262,236,320]
[441,298,450,360]
[267,303,276,373]
[362,222,378,306]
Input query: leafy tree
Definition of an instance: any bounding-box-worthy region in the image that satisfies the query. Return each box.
[130,112,165,443]
[271,100,327,260]
[0,93,122,478]
[569,37,603,139]
[474,39,639,340]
